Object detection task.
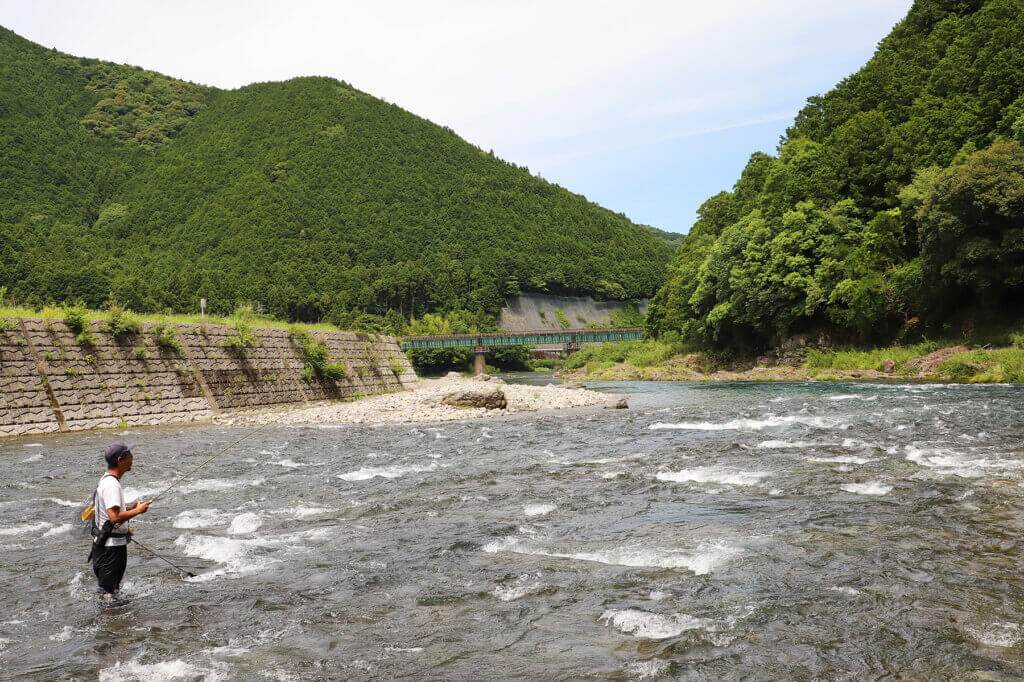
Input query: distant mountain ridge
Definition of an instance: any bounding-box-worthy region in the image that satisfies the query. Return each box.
[0,26,671,321]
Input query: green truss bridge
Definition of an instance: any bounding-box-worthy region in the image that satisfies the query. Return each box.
[400,328,644,374]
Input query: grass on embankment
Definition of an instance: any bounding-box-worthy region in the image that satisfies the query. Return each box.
[558,334,1024,383]
[0,303,341,332]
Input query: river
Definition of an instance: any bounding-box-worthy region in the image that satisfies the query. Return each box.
[2,379,1024,679]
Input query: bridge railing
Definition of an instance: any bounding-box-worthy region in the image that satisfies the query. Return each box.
[399,327,644,350]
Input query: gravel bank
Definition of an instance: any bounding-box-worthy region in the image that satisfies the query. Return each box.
[211,376,612,426]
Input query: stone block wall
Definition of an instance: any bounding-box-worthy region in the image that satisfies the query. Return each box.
[0,320,61,436]
[0,317,416,437]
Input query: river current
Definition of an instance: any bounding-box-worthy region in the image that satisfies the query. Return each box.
[2,379,1024,679]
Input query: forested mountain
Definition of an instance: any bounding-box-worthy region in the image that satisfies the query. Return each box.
[647,0,1024,351]
[0,26,671,322]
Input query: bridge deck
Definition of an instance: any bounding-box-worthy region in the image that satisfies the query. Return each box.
[400,328,643,350]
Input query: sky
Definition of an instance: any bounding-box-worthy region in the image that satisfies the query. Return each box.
[1,0,914,234]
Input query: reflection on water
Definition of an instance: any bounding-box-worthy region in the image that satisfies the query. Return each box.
[2,380,1024,679]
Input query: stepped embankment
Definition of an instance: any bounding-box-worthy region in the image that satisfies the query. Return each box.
[0,318,414,437]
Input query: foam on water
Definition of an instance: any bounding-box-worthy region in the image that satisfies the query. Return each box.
[172,509,223,529]
[49,625,74,642]
[829,586,861,596]
[337,463,437,481]
[656,467,768,486]
[23,443,42,447]
[227,512,262,534]
[270,459,322,468]
[180,477,265,494]
[0,521,51,537]
[650,415,838,431]
[493,573,546,601]
[840,482,893,496]
[904,444,1007,478]
[962,622,1022,647]
[808,456,874,465]
[523,503,556,517]
[600,471,626,479]
[20,453,42,463]
[99,659,223,682]
[47,497,79,507]
[175,533,275,581]
[600,608,712,639]
[756,440,823,449]
[290,506,332,519]
[627,659,671,678]
[43,523,73,537]
[483,536,739,574]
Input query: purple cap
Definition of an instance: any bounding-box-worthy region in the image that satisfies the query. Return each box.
[104,441,137,467]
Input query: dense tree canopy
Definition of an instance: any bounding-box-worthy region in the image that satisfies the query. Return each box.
[0,26,672,322]
[648,0,1024,350]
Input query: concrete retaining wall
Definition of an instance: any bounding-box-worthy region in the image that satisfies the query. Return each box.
[0,317,416,437]
[499,294,648,332]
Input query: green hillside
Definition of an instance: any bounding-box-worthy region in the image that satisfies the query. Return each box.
[647,0,1024,351]
[0,26,671,322]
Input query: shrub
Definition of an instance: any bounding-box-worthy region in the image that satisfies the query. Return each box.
[627,341,675,367]
[994,347,1024,382]
[105,302,141,337]
[562,340,638,369]
[289,325,346,381]
[63,303,89,334]
[555,309,571,329]
[223,321,257,357]
[489,345,531,371]
[939,354,981,382]
[151,322,183,353]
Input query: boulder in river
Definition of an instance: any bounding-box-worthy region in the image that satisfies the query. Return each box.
[471,374,505,384]
[604,397,629,409]
[442,389,507,409]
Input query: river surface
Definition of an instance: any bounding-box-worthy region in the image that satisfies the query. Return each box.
[2,379,1024,680]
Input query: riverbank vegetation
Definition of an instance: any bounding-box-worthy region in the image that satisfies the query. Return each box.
[646,0,1024,356]
[555,331,1024,384]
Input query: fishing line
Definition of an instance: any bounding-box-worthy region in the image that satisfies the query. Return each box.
[126,424,269,580]
[150,424,270,503]
[131,537,196,578]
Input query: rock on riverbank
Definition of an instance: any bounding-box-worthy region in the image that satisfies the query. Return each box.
[212,376,611,426]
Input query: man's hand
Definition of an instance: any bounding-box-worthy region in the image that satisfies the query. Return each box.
[135,500,152,515]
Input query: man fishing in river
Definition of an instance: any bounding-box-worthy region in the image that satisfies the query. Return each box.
[88,442,152,598]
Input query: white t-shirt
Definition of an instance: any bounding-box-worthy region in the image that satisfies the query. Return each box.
[96,474,129,547]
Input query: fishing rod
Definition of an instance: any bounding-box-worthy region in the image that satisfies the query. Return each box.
[125,424,269,580]
[149,424,270,503]
[131,536,197,578]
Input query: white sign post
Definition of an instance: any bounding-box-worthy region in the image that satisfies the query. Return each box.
[200,298,206,320]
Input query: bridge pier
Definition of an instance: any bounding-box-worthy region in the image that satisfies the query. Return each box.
[473,347,486,376]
